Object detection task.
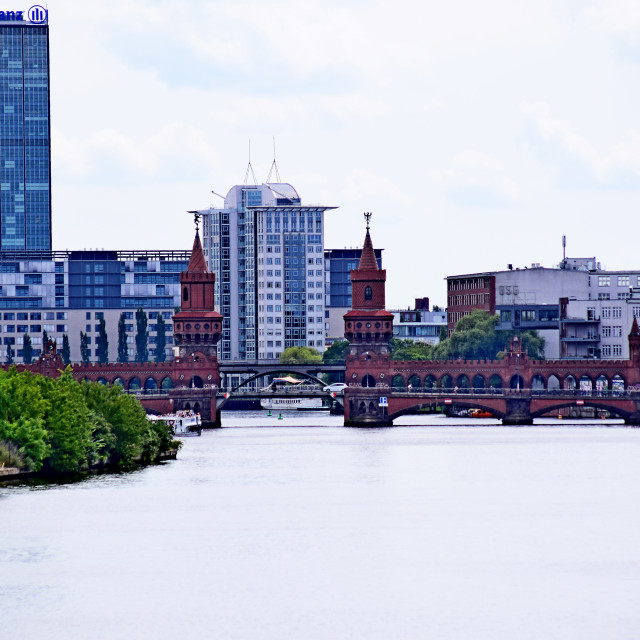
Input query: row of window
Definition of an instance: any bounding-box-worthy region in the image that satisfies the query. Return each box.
[448,277,490,291]
[597,275,639,287]
[602,345,623,357]
[448,294,491,306]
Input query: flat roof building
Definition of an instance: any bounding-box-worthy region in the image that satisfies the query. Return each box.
[0,8,51,251]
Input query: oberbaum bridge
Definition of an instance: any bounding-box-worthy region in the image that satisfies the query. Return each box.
[12,216,640,427]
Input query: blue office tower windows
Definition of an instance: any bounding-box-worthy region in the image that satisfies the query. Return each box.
[0,21,51,251]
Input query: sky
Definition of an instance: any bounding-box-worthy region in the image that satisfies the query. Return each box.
[46,0,640,308]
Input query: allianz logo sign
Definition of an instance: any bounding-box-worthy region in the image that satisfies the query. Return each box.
[0,6,48,23]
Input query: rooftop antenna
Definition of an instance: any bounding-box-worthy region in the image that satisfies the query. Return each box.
[562,234,566,264]
[266,136,281,183]
[243,139,258,185]
[211,188,225,200]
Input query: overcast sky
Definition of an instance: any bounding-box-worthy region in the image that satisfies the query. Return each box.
[48,0,640,308]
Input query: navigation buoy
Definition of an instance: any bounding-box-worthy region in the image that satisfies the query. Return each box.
[278,413,283,420]
[267,410,272,416]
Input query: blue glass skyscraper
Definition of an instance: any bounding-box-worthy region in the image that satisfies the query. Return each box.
[0,10,51,251]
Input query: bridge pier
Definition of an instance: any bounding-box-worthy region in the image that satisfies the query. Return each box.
[344,393,393,427]
[502,397,533,425]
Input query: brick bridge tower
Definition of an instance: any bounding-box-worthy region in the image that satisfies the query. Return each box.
[343,213,394,425]
[171,215,223,424]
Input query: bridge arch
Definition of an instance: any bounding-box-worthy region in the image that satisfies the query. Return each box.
[612,374,625,394]
[113,377,125,387]
[408,374,421,388]
[489,374,502,389]
[424,375,437,389]
[441,374,453,389]
[531,400,632,421]
[228,369,326,391]
[456,374,470,389]
[145,377,158,391]
[128,377,141,391]
[362,374,376,388]
[547,375,560,390]
[392,374,404,388]
[161,376,173,390]
[579,375,592,394]
[596,374,608,394]
[564,375,576,390]
[472,374,486,389]
[387,399,504,422]
[531,374,545,390]
[97,377,108,386]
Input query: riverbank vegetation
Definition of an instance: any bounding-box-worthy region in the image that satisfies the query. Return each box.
[0,367,177,475]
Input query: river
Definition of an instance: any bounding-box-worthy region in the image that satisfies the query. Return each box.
[2,412,640,639]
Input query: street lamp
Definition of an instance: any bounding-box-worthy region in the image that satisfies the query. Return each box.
[363,351,370,387]
[191,352,196,388]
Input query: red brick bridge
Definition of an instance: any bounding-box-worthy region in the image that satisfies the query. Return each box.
[342,218,640,426]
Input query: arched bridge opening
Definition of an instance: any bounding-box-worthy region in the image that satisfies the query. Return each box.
[229,370,326,391]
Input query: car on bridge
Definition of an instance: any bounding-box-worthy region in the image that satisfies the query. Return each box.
[323,382,348,394]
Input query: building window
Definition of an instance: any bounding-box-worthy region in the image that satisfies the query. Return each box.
[602,307,611,319]
[365,286,372,300]
[618,276,630,287]
[598,276,610,287]
[613,344,622,356]
[613,326,622,337]
[602,326,611,337]
[598,293,610,300]
[602,345,611,357]
[613,307,622,319]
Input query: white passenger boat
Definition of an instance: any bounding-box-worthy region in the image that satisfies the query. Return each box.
[260,397,327,411]
[148,411,202,436]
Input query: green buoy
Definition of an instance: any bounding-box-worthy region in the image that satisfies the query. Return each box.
[267,409,272,416]
[278,413,283,420]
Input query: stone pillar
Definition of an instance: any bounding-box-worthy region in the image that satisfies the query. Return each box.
[502,396,533,425]
[344,391,393,427]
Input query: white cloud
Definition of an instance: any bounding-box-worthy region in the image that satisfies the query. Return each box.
[521,101,640,184]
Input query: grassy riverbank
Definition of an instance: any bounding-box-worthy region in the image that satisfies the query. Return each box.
[0,367,178,476]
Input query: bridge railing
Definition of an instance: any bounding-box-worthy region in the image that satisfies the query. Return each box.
[348,387,639,399]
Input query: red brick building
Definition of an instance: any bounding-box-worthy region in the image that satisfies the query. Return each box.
[446,272,496,334]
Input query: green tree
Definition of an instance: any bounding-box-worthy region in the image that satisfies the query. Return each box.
[135,307,149,363]
[438,325,448,343]
[42,329,49,348]
[117,313,129,363]
[389,338,433,360]
[6,343,14,365]
[279,346,323,364]
[97,317,109,364]
[22,334,34,364]
[61,334,71,365]
[80,331,90,364]
[322,340,350,363]
[433,310,545,360]
[155,313,166,362]
[432,304,441,312]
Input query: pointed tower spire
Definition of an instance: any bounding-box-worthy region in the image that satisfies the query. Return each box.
[358,213,379,271]
[343,213,394,356]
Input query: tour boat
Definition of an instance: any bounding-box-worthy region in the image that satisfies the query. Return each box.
[260,397,327,411]
[148,411,202,436]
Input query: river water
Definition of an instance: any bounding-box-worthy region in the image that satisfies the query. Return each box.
[2,412,640,640]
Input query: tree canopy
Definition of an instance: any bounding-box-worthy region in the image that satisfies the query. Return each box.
[389,338,433,360]
[433,310,545,360]
[135,307,149,363]
[155,314,167,362]
[0,367,175,474]
[117,313,128,363]
[322,340,350,363]
[279,346,323,364]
